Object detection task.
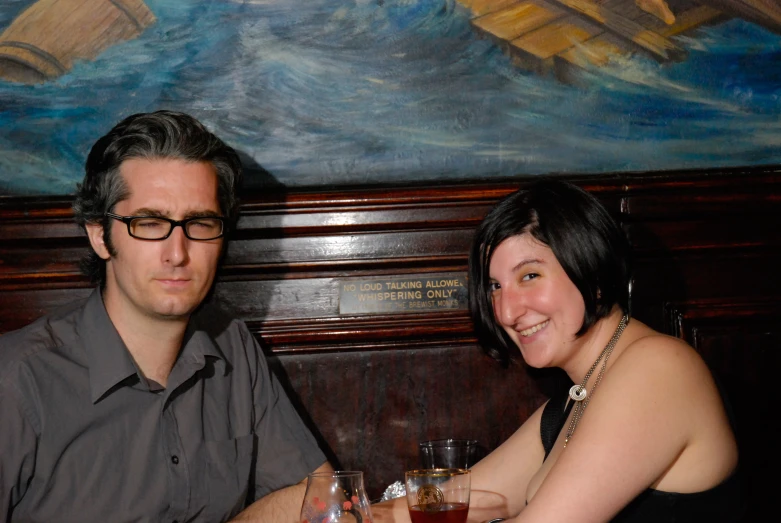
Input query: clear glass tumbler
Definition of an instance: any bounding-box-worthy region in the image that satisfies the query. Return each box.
[300,470,373,523]
[419,439,478,469]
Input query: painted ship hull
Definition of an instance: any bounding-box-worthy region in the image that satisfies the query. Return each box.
[0,0,155,84]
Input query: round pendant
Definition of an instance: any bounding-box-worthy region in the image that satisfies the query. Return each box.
[569,384,587,402]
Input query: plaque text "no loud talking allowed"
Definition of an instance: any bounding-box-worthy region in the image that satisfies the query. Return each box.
[338,273,468,315]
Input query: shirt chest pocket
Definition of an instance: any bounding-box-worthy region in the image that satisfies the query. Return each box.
[204,433,255,521]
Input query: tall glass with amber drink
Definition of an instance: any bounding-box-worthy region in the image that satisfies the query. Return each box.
[404,468,470,523]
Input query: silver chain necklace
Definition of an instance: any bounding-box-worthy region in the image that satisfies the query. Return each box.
[563,314,629,448]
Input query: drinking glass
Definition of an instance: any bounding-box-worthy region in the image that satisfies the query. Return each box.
[419,439,478,469]
[300,471,373,523]
[405,468,470,523]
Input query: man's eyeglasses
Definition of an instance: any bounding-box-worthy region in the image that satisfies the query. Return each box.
[105,213,226,241]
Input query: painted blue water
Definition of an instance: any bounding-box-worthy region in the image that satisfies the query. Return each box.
[0,0,779,195]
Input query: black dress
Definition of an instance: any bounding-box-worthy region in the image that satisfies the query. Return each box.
[538,389,744,522]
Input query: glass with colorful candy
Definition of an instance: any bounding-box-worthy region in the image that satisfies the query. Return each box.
[404,468,470,523]
[300,470,373,523]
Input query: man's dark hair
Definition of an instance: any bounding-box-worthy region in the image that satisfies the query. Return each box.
[467,179,631,366]
[72,110,243,286]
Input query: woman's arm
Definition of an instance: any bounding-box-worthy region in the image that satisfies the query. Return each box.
[509,334,737,522]
[372,401,548,523]
[467,401,547,519]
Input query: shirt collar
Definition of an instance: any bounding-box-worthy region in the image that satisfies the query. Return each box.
[180,319,226,367]
[161,314,228,395]
[79,289,138,403]
[79,290,226,402]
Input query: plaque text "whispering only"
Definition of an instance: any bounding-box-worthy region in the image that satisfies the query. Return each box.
[338,273,468,315]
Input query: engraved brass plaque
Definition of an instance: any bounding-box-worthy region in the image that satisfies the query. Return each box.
[338,272,468,315]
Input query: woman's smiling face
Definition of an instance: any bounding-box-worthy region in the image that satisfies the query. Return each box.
[488,233,587,370]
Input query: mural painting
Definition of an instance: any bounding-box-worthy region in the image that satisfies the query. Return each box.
[0,0,779,195]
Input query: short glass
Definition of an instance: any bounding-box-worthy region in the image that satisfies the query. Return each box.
[419,439,478,469]
[405,468,470,523]
[300,470,373,523]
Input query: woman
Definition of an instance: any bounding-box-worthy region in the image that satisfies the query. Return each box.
[463,179,741,522]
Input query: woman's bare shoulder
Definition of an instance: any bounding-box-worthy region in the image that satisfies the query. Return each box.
[618,320,709,374]
[605,320,738,490]
[608,319,724,420]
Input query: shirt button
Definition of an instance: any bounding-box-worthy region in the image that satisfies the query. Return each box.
[171,455,179,465]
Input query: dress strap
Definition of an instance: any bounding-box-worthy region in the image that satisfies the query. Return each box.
[540,388,574,460]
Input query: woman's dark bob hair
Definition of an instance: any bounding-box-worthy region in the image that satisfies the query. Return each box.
[468,179,631,365]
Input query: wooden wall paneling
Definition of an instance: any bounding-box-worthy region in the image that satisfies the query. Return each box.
[0,287,92,333]
[224,229,475,270]
[630,251,781,331]
[665,299,781,521]
[619,171,781,333]
[272,344,557,500]
[1,167,780,516]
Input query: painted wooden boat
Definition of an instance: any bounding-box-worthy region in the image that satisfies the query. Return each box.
[0,0,155,84]
[457,0,780,79]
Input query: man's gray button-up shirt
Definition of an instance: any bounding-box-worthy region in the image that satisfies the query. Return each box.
[0,290,326,522]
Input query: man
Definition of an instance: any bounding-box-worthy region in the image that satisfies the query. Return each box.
[0,110,332,522]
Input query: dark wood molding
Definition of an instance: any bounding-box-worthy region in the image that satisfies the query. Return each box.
[665,297,781,343]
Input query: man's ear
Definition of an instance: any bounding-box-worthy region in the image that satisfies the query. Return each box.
[85,222,111,260]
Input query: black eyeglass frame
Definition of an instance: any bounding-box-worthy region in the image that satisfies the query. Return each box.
[105,212,227,241]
